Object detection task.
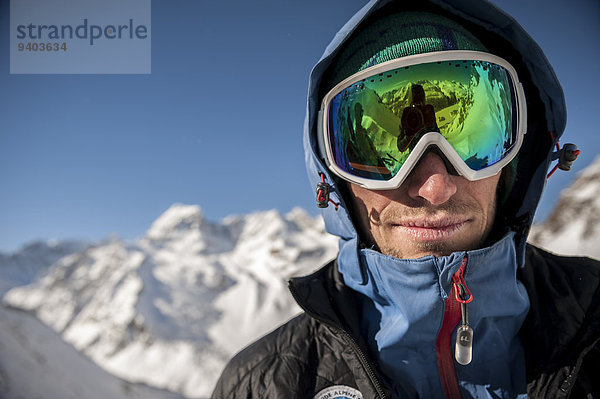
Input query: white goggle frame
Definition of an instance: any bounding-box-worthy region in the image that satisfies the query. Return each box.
[317,50,527,190]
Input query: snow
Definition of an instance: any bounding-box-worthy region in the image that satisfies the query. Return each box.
[0,204,338,398]
[0,305,185,399]
[529,156,600,260]
[146,204,205,241]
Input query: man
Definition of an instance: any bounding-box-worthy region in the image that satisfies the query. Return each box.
[212,0,600,398]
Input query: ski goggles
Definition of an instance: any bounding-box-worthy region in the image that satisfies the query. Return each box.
[317,51,527,190]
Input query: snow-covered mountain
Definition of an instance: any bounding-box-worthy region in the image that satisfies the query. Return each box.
[0,239,90,296]
[1,205,338,398]
[529,156,600,259]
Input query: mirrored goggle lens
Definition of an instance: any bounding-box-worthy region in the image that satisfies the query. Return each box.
[327,59,518,181]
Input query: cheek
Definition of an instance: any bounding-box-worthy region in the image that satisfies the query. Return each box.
[347,184,395,243]
[349,186,393,219]
[471,175,501,224]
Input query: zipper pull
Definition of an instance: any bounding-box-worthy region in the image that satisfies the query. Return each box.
[454,284,473,365]
[452,258,473,365]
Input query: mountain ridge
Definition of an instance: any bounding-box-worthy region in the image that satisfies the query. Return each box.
[529,156,600,259]
[1,204,338,398]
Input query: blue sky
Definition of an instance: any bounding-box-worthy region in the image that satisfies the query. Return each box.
[1,0,599,252]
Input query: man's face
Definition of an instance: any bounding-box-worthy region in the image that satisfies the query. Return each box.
[347,151,501,259]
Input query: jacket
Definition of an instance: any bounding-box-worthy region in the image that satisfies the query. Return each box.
[211,245,600,398]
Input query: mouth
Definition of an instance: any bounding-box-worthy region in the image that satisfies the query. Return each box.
[390,217,470,241]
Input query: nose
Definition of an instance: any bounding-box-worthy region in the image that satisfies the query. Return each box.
[406,151,457,205]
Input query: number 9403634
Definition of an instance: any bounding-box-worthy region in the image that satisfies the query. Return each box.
[18,42,67,51]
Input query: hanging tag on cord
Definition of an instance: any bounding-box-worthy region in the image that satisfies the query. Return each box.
[454,283,473,365]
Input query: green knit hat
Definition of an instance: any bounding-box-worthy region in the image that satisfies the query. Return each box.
[324,11,488,93]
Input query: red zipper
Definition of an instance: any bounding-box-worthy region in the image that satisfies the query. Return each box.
[436,255,472,399]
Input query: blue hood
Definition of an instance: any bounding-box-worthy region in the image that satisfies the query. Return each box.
[303,0,566,266]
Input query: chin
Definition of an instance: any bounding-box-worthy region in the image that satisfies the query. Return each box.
[382,238,478,259]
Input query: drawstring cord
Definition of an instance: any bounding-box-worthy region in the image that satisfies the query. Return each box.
[316,172,339,210]
[452,255,474,366]
[547,131,580,179]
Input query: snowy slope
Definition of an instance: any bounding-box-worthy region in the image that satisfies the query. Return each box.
[529,156,600,259]
[0,305,185,399]
[2,205,338,398]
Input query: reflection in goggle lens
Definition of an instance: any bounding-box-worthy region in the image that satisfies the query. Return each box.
[328,60,517,181]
